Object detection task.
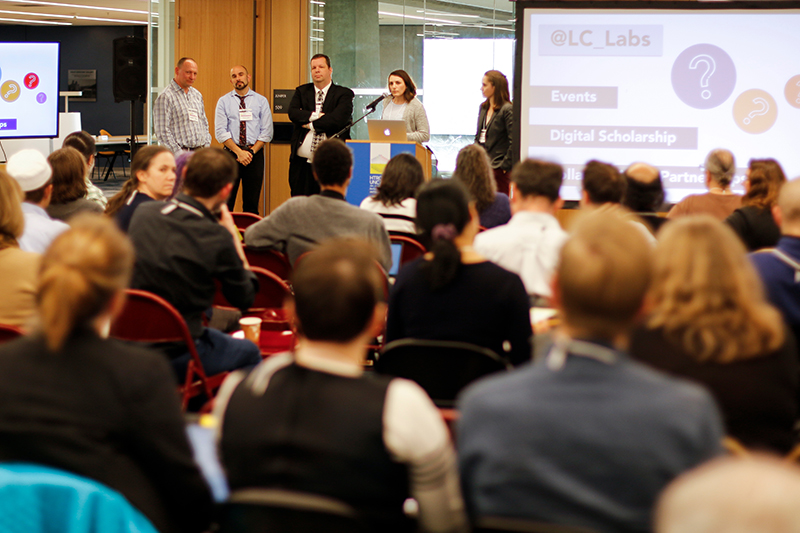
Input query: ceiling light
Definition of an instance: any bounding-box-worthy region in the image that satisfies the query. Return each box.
[377,11,459,25]
[0,15,70,25]
[0,0,147,15]
[76,15,146,24]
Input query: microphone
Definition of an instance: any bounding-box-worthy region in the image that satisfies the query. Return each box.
[365,93,389,111]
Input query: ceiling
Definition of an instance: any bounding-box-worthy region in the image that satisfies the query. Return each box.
[0,0,154,26]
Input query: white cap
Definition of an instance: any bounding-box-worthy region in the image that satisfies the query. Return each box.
[6,149,52,192]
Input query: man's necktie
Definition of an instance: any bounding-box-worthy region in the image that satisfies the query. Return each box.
[310,90,325,155]
[237,94,247,146]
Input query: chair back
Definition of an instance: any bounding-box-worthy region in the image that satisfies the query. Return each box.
[219,488,366,533]
[242,245,292,282]
[375,339,511,407]
[475,516,600,533]
[0,463,158,533]
[213,267,292,316]
[110,289,225,409]
[389,235,426,267]
[0,323,24,344]
[231,212,263,231]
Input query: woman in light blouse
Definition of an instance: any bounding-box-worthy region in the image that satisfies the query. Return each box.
[381,69,430,143]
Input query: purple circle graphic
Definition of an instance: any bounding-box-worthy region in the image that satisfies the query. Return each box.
[671,44,736,109]
[36,92,46,104]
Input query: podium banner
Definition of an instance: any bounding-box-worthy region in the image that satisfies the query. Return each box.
[346,141,419,206]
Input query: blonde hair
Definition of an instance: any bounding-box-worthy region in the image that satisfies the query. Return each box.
[0,170,25,250]
[647,216,783,363]
[558,209,652,339]
[37,214,134,352]
[453,144,496,212]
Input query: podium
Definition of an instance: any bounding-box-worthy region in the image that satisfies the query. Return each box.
[345,140,432,206]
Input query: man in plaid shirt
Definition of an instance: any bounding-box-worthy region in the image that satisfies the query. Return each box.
[153,57,211,156]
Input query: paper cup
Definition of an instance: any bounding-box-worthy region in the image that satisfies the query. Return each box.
[239,317,262,344]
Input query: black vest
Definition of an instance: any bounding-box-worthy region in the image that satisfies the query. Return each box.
[221,363,413,532]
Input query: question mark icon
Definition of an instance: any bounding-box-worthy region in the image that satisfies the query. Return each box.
[796,80,800,104]
[24,73,39,90]
[689,54,716,100]
[743,97,770,125]
[1,81,20,102]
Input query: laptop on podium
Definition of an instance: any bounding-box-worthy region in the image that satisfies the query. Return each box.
[367,119,407,142]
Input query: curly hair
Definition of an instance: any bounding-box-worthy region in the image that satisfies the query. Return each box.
[452,144,496,213]
[743,158,786,210]
[647,216,784,363]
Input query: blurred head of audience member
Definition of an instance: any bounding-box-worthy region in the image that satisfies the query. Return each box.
[705,148,736,193]
[37,215,134,352]
[415,178,478,291]
[47,147,88,206]
[510,158,564,213]
[311,138,352,190]
[290,238,386,347]
[656,455,800,533]
[170,150,194,200]
[647,215,783,362]
[62,131,96,178]
[554,208,651,342]
[453,144,496,213]
[581,159,627,207]
[623,162,664,213]
[106,146,176,216]
[371,153,424,208]
[0,171,25,250]
[6,149,54,207]
[773,178,800,235]
[744,158,787,210]
[183,147,236,206]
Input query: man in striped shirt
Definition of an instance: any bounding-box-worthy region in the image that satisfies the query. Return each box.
[154,57,212,156]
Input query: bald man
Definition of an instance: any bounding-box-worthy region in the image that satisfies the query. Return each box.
[215,65,273,214]
[622,161,667,233]
[751,178,800,336]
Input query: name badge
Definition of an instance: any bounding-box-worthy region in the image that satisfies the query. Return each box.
[479,128,487,144]
[239,109,253,121]
[188,109,199,122]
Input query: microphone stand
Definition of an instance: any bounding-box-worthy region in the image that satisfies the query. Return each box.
[331,105,379,139]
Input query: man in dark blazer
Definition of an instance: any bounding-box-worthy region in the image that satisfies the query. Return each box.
[288,54,354,196]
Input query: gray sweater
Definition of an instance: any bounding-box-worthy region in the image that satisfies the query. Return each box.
[244,193,393,272]
[382,97,430,143]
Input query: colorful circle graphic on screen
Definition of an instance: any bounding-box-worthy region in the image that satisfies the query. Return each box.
[785,75,800,109]
[36,92,47,104]
[671,44,736,109]
[24,73,39,90]
[733,89,777,134]
[1,81,20,102]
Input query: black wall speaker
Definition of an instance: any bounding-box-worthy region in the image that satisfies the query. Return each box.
[113,36,147,102]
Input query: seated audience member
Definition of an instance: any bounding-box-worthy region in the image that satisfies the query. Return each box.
[360,152,424,236]
[168,150,194,201]
[580,159,656,245]
[457,209,723,533]
[128,147,261,377]
[656,456,800,533]
[726,158,786,251]
[386,179,531,366]
[45,147,104,221]
[473,159,567,303]
[106,146,177,232]
[631,216,795,453]
[0,171,40,329]
[214,239,467,533]
[752,178,800,343]
[622,161,667,234]
[245,139,392,271]
[668,149,741,220]
[0,215,212,533]
[6,149,69,253]
[453,144,510,229]
[62,130,107,208]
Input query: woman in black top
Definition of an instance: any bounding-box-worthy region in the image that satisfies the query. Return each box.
[726,158,786,251]
[475,70,514,195]
[0,215,212,533]
[386,179,532,366]
[629,216,797,453]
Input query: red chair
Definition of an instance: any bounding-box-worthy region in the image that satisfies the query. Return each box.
[390,235,426,267]
[242,245,292,282]
[213,267,296,356]
[0,323,24,344]
[110,289,228,411]
[231,212,262,231]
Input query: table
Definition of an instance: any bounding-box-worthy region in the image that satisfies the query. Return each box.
[95,135,145,181]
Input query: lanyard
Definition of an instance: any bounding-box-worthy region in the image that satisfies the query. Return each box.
[546,338,618,371]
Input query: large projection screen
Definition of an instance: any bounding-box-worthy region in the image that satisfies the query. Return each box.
[517,2,800,202]
[0,42,60,140]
